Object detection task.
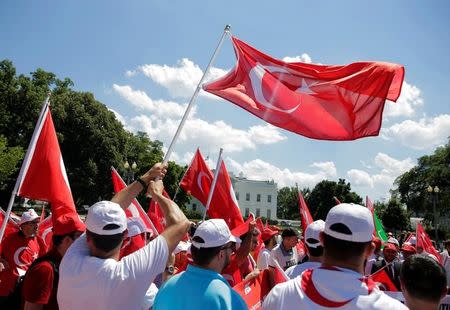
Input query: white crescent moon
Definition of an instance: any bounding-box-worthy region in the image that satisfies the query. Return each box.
[42,227,53,246]
[249,63,300,113]
[128,203,140,218]
[13,246,29,267]
[197,172,211,195]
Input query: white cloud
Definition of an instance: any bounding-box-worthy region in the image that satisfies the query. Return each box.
[125,70,137,77]
[108,108,127,126]
[113,84,188,119]
[347,153,414,192]
[138,58,227,99]
[282,53,312,63]
[226,157,337,188]
[113,85,287,153]
[384,81,424,118]
[382,114,450,150]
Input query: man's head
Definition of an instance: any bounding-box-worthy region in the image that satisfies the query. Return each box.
[281,228,299,250]
[190,219,241,272]
[444,239,450,252]
[305,220,325,257]
[19,209,40,237]
[261,229,278,249]
[400,254,447,309]
[321,203,374,269]
[52,213,86,256]
[85,201,127,258]
[383,242,399,263]
[372,237,382,255]
[401,243,416,261]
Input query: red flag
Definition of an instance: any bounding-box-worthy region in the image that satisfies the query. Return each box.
[233,269,272,310]
[333,197,341,204]
[180,149,214,206]
[147,190,171,234]
[111,167,158,236]
[370,268,398,291]
[204,37,405,141]
[17,105,76,219]
[38,214,53,251]
[416,223,442,264]
[181,150,244,229]
[298,192,313,233]
[0,208,19,238]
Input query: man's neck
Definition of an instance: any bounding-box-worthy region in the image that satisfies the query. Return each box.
[407,300,439,310]
[322,256,364,274]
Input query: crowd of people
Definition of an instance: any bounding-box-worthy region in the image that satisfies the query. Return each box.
[0,163,449,309]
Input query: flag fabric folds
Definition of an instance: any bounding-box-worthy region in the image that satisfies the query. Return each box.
[366,196,388,242]
[203,36,405,141]
[233,269,272,310]
[148,190,171,234]
[17,105,77,220]
[111,167,158,236]
[298,192,313,233]
[416,223,442,264]
[180,149,244,229]
[370,268,398,292]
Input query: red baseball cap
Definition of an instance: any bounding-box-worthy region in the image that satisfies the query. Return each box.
[261,229,278,242]
[401,244,416,254]
[383,242,398,252]
[53,213,86,236]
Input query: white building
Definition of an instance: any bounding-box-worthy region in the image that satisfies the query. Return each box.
[186,173,278,220]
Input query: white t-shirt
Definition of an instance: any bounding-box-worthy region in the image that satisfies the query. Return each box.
[257,248,271,270]
[262,265,407,310]
[58,234,169,310]
[270,244,299,270]
[441,250,450,284]
[285,261,321,279]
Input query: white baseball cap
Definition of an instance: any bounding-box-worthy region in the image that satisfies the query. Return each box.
[324,203,374,243]
[85,201,127,235]
[19,209,39,225]
[191,219,241,248]
[305,220,325,248]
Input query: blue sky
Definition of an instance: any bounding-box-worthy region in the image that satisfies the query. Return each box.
[1,1,449,201]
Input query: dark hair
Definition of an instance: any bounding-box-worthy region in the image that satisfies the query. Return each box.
[52,231,78,246]
[282,228,298,238]
[323,233,370,261]
[190,236,222,266]
[86,229,125,253]
[264,236,275,247]
[306,245,324,257]
[444,239,450,247]
[400,254,447,302]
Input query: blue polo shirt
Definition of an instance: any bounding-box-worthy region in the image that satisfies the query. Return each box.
[154,264,247,310]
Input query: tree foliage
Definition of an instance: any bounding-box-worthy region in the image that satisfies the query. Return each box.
[0,136,24,190]
[395,139,450,220]
[379,198,410,232]
[0,60,188,210]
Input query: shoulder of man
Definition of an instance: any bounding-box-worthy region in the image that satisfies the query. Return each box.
[373,291,408,310]
[263,279,299,309]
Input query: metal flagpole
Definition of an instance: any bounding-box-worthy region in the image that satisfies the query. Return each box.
[162,25,231,164]
[201,148,224,222]
[0,94,51,244]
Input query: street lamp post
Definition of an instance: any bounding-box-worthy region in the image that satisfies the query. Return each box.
[124,161,137,185]
[427,185,440,243]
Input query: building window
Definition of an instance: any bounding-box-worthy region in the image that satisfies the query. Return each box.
[267,209,271,220]
[192,203,197,212]
[246,193,250,201]
[236,192,239,201]
[245,208,250,217]
[267,195,272,203]
[257,194,261,202]
[256,208,260,217]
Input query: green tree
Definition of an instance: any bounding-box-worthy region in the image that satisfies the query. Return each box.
[395,139,450,220]
[277,186,300,219]
[379,198,410,233]
[0,136,24,190]
[307,179,363,220]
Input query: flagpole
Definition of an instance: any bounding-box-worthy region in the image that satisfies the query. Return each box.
[0,94,51,244]
[201,148,223,222]
[162,25,231,164]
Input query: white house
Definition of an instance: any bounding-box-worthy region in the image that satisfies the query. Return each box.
[186,172,278,220]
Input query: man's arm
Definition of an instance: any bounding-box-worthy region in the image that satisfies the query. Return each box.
[111,163,167,210]
[148,180,190,253]
[234,222,256,264]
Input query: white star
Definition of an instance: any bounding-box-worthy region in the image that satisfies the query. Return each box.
[296,78,317,95]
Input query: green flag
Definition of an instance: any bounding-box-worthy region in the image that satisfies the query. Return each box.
[374,212,387,242]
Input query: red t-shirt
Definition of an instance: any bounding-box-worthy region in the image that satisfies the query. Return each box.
[222,254,254,286]
[21,248,61,310]
[0,232,46,296]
